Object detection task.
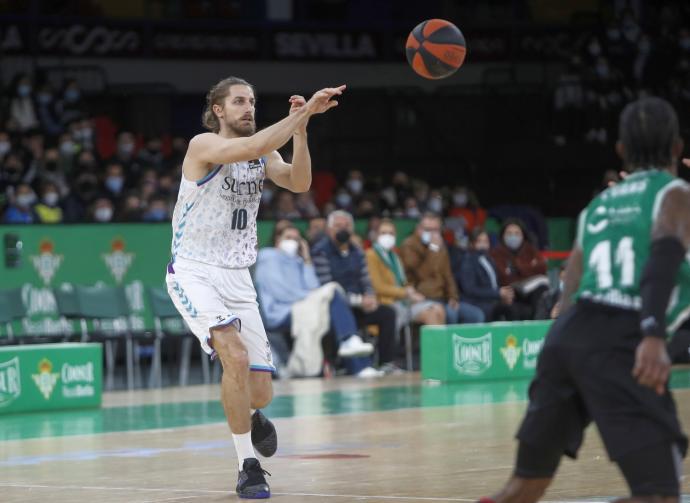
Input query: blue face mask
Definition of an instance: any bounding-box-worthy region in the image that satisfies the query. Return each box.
[37,93,52,105]
[105,176,124,194]
[504,235,523,251]
[64,89,80,102]
[17,85,31,97]
[144,208,167,221]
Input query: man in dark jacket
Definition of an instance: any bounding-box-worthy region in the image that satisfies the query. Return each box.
[454,228,517,321]
[311,210,400,375]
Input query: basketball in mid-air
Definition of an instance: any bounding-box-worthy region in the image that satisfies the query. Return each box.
[405,19,467,79]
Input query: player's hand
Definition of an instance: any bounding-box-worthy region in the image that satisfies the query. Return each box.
[683,158,690,168]
[289,95,306,113]
[305,85,346,115]
[633,336,671,395]
[289,95,308,134]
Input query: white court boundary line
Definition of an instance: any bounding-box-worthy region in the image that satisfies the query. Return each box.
[0,482,609,502]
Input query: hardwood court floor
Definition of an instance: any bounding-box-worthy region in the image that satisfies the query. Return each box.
[2,373,690,502]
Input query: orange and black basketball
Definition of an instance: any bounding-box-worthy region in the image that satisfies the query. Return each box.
[406,19,467,79]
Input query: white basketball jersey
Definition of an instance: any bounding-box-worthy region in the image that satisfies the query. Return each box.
[171,158,265,269]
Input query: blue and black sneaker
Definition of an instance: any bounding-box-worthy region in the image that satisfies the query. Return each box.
[251,410,277,457]
[236,458,271,499]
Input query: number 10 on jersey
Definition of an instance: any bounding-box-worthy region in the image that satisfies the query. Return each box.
[231,209,248,230]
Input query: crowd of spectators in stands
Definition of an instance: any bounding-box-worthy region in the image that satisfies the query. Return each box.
[552,5,690,145]
[0,69,564,377]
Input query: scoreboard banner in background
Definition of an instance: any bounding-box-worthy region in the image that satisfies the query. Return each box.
[0,19,593,61]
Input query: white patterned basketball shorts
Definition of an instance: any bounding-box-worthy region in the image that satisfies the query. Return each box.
[165,256,275,373]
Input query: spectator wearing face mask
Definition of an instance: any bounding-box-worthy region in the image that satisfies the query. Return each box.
[57,132,78,174]
[34,182,63,224]
[255,224,377,377]
[333,188,353,211]
[448,186,487,233]
[455,228,518,321]
[3,183,38,224]
[490,219,549,320]
[8,74,39,132]
[403,196,421,219]
[35,84,63,137]
[142,196,170,222]
[366,218,446,334]
[312,210,400,376]
[58,79,85,125]
[72,118,95,151]
[399,213,485,324]
[111,131,140,175]
[90,197,114,223]
[102,161,126,202]
[345,169,364,199]
[425,189,445,216]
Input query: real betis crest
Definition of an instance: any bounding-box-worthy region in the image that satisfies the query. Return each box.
[102,237,134,284]
[31,239,63,285]
[32,358,59,400]
[500,334,521,371]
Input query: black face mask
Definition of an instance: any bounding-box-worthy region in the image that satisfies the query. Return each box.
[335,229,351,244]
[45,161,58,171]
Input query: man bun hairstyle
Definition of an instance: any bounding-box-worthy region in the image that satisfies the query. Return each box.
[202,76,255,133]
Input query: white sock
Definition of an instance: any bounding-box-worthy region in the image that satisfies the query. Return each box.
[232,432,256,467]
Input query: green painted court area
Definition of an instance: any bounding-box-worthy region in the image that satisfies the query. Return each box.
[3,370,690,443]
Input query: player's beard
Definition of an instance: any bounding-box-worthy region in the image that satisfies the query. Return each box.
[227,116,256,137]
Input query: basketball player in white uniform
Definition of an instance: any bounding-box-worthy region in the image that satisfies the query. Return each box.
[166,76,345,499]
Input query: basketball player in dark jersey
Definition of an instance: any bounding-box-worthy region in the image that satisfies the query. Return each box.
[479,97,690,502]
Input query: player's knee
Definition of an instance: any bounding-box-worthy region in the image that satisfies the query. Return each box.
[251,385,273,409]
[211,329,249,368]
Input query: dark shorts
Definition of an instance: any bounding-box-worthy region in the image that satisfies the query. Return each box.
[517,301,688,462]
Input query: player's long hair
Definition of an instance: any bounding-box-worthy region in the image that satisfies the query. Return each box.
[619,97,680,170]
[202,76,256,134]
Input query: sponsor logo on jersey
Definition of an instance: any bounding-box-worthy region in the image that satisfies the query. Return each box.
[453,333,492,376]
[586,206,609,234]
[221,176,264,196]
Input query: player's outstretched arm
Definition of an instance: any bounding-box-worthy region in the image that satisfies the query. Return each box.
[634,185,690,394]
[265,95,312,192]
[188,85,345,167]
